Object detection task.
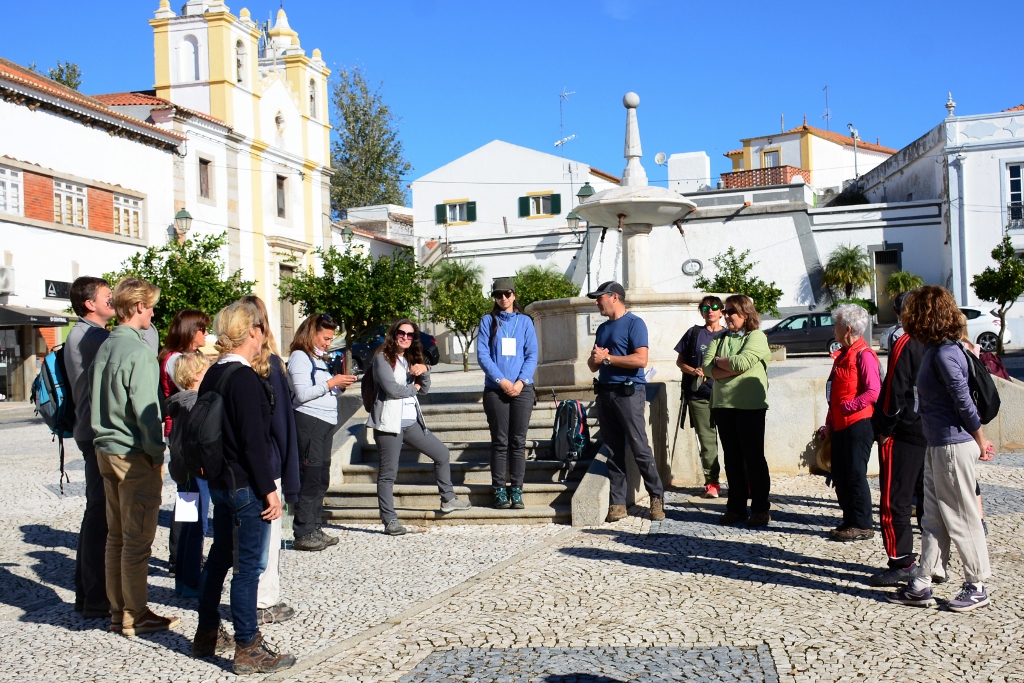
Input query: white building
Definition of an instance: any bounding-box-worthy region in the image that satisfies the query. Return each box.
[0,57,181,401]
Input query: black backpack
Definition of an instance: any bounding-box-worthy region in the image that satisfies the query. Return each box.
[937,342,1000,425]
[551,399,590,462]
[361,356,377,413]
[181,363,243,480]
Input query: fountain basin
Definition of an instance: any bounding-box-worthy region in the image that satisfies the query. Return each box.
[575,184,696,228]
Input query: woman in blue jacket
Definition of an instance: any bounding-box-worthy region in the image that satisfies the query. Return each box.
[477,277,538,509]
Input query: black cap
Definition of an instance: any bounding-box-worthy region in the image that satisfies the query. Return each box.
[491,276,515,294]
[586,281,626,300]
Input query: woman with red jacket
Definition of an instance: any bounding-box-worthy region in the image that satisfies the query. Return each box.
[821,303,881,542]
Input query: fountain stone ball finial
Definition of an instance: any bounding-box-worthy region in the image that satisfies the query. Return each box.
[623,92,640,109]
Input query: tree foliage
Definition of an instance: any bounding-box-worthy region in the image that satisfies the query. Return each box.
[427,259,491,372]
[48,61,82,90]
[514,264,579,309]
[330,66,412,217]
[104,232,254,343]
[822,243,873,300]
[971,236,1024,355]
[693,247,784,317]
[279,246,429,364]
[885,270,925,298]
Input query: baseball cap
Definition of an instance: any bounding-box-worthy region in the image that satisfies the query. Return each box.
[586,281,626,300]
[491,276,515,294]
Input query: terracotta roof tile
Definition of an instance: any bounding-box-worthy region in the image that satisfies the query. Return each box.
[786,123,897,155]
[93,91,229,128]
[589,166,621,183]
[1004,104,1024,112]
[724,149,743,157]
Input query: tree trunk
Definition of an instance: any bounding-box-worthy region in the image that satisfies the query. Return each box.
[998,306,1008,356]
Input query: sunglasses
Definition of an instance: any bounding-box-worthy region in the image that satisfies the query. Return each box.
[699,304,722,312]
[395,330,415,339]
[492,290,514,300]
[723,308,740,316]
[317,313,334,324]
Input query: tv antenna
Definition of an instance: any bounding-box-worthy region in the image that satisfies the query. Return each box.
[555,87,576,156]
[822,85,831,130]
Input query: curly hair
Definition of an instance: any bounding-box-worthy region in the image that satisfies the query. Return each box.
[379,318,425,368]
[724,294,760,332]
[901,285,965,345]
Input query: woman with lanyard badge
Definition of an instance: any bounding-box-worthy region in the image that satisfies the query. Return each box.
[477,277,538,509]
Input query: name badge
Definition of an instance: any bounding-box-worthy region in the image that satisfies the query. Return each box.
[501,337,516,356]
[174,491,200,523]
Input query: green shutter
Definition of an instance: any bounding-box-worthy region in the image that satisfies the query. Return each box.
[550,193,561,215]
[435,204,446,224]
[466,201,477,222]
[518,196,530,218]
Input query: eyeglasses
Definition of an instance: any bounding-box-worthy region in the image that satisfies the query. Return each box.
[395,330,415,339]
[699,304,722,312]
[492,290,514,300]
[723,308,740,316]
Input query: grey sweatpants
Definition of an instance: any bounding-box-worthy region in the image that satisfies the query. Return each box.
[920,439,991,584]
[375,422,455,523]
[595,389,665,506]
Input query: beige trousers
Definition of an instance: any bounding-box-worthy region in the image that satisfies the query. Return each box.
[256,479,282,609]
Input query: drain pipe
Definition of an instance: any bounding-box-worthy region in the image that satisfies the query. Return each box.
[953,152,968,303]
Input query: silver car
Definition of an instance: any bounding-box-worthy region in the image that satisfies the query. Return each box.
[879,307,1011,353]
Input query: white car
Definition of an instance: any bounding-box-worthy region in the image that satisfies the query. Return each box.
[879,307,1011,353]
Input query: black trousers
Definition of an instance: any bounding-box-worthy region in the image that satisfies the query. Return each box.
[595,389,664,506]
[293,412,336,538]
[714,408,770,515]
[879,437,926,567]
[482,385,535,489]
[831,419,875,531]
[74,439,109,611]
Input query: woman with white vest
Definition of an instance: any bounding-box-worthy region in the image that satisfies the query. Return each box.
[366,318,471,535]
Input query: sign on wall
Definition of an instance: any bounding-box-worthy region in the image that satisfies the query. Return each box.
[45,280,71,299]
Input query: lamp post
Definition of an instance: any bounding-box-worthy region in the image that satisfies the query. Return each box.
[847,123,860,180]
[341,224,354,244]
[173,208,192,243]
[576,182,595,292]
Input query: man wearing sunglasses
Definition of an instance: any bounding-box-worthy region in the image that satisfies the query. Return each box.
[586,281,665,524]
[674,296,726,498]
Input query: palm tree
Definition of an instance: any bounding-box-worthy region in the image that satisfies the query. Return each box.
[884,270,925,298]
[822,244,873,300]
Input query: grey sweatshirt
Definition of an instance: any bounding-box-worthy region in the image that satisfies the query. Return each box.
[917,342,982,447]
[64,318,110,442]
[287,350,339,425]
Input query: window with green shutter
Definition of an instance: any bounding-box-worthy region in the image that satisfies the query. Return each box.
[550,193,561,214]
[518,196,530,218]
[435,204,446,224]
[523,193,561,217]
[466,201,477,222]
[438,201,474,224]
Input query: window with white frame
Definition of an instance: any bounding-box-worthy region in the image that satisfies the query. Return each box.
[54,181,87,227]
[0,166,22,216]
[763,150,780,168]
[1009,164,1023,228]
[113,195,142,238]
[447,202,467,223]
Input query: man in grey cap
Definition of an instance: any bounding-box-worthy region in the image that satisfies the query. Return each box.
[586,281,665,523]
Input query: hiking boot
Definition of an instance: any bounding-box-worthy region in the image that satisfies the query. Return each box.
[192,624,235,658]
[509,487,525,510]
[747,511,771,527]
[870,563,920,587]
[383,519,425,536]
[232,633,296,675]
[886,584,937,608]
[257,602,296,625]
[719,511,748,525]
[316,527,339,546]
[703,483,720,499]
[293,532,327,552]
[832,527,874,542]
[174,578,200,598]
[605,505,627,523]
[121,609,181,636]
[650,497,665,521]
[494,487,510,509]
[947,582,990,612]
[932,573,949,584]
[440,496,471,513]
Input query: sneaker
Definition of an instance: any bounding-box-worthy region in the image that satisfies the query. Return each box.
[316,527,339,546]
[703,483,720,499]
[440,496,472,513]
[932,573,949,584]
[650,497,666,521]
[121,609,181,637]
[293,532,327,552]
[509,487,525,510]
[109,612,123,633]
[886,584,937,608]
[192,624,235,658]
[832,527,874,542]
[747,511,771,527]
[870,563,920,587]
[605,504,627,523]
[174,578,200,598]
[719,511,748,525]
[232,633,296,675]
[494,487,510,509]
[947,582,990,612]
[981,518,989,536]
[382,518,429,536]
[257,602,296,625]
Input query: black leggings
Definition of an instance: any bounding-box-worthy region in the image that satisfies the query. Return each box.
[714,408,770,515]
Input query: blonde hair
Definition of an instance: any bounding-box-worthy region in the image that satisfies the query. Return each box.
[241,295,283,378]
[213,300,261,356]
[112,277,160,323]
[173,351,210,390]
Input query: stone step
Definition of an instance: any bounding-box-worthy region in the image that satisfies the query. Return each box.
[322,504,571,525]
[341,459,591,486]
[419,401,597,418]
[324,482,576,509]
[360,439,553,463]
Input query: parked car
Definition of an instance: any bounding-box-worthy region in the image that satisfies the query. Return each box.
[879,307,1012,353]
[763,311,841,354]
[348,324,440,373]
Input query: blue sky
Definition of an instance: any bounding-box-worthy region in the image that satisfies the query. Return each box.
[7,0,1024,194]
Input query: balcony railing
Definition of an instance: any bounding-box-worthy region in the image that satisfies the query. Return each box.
[1008,203,1024,231]
[719,165,812,190]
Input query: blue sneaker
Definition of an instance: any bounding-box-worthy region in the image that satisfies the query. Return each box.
[886,584,937,608]
[947,583,990,612]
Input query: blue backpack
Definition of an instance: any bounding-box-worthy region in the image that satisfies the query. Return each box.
[551,399,590,462]
[35,344,76,494]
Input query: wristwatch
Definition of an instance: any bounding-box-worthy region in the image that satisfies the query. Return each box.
[602,357,612,366]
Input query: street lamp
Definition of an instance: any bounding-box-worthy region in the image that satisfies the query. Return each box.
[575,182,596,292]
[576,182,595,201]
[566,211,581,231]
[341,225,354,243]
[847,123,860,180]
[173,208,192,237]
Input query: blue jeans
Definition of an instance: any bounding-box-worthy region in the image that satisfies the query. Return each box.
[175,477,210,589]
[198,486,271,643]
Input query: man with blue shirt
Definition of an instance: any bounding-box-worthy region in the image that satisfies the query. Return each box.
[586,281,665,523]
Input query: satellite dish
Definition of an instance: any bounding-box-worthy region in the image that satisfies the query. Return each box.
[654,152,667,166]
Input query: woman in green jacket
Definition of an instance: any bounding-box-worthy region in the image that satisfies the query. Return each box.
[702,294,772,527]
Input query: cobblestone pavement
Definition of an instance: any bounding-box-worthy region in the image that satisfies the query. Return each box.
[2,417,1024,682]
